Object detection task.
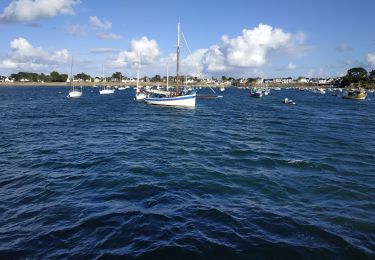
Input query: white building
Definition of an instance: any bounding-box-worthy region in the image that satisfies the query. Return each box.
[297,77,309,83]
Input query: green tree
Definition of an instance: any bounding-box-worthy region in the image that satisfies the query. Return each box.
[50,71,60,82]
[58,74,68,82]
[112,72,122,81]
[75,72,91,81]
[369,70,375,81]
[221,76,227,81]
[347,67,368,83]
[151,74,161,82]
[341,67,368,87]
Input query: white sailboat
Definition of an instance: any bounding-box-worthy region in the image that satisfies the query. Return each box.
[99,65,115,95]
[144,22,196,107]
[100,86,115,95]
[118,75,126,90]
[135,56,147,101]
[68,57,82,98]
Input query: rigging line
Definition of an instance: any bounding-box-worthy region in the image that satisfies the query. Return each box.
[181,30,217,95]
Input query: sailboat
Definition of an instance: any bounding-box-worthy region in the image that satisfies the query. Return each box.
[144,22,196,107]
[118,75,126,90]
[68,57,82,98]
[135,55,147,101]
[99,65,115,95]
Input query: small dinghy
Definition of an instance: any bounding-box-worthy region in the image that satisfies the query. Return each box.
[282,98,295,104]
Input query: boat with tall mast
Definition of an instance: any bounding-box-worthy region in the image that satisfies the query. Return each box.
[118,74,126,90]
[135,59,146,101]
[99,65,115,95]
[68,57,82,98]
[144,22,196,107]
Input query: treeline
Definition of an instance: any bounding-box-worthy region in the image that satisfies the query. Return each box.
[10,72,69,82]
[341,67,375,88]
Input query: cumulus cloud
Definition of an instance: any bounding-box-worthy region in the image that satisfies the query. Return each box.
[336,42,352,52]
[221,24,291,67]
[113,37,160,68]
[0,0,80,23]
[89,16,111,30]
[180,24,309,75]
[367,52,375,67]
[0,37,70,71]
[97,32,121,40]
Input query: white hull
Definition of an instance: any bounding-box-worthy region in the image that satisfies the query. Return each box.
[136,92,147,101]
[144,93,196,107]
[118,87,126,90]
[68,90,82,98]
[100,89,115,95]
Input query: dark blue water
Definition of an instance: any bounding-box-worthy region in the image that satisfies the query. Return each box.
[0,86,374,259]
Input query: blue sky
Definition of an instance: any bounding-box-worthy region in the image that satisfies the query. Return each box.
[0,0,375,78]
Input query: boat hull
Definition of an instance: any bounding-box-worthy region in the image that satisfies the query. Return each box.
[99,89,115,95]
[144,94,196,107]
[68,91,82,98]
[250,92,262,98]
[136,93,147,101]
[342,91,367,100]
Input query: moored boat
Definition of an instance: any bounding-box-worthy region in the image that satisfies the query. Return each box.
[144,22,196,108]
[99,86,115,95]
[342,89,367,100]
[67,57,82,98]
[249,87,262,98]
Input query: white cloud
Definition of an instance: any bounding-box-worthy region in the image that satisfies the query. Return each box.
[180,24,308,75]
[0,0,80,23]
[113,37,160,68]
[0,59,18,69]
[65,24,86,36]
[0,37,70,71]
[221,24,291,68]
[89,16,111,30]
[90,48,120,53]
[97,32,121,40]
[286,63,297,70]
[367,52,375,67]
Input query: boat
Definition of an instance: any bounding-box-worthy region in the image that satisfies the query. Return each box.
[67,57,82,98]
[249,87,262,98]
[99,65,115,95]
[135,78,147,101]
[144,22,196,107]
[342,89,367,100]
[220,87,225,92]
[262,88,270,96]
[99,85,115,95]
[118,75,126,90]
[282,98,295,104]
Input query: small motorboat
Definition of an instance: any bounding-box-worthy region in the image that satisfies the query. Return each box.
[342,89,367,100]
[282,98,295,104]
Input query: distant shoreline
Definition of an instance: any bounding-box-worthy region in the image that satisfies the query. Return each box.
[1,82,374,89]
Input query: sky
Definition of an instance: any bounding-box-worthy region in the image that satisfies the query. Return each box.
[0,0,375,78]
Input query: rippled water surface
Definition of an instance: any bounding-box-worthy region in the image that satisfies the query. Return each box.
[0,86,374,258]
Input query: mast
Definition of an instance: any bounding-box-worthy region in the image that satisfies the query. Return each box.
[136,66,139,90]
[136,53,140,91]
[70,56,74,90]
[166,67,169,89]
[176,22,180,96]
[101,64,104,89]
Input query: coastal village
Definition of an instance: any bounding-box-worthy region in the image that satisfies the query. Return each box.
[0,74,359,87]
